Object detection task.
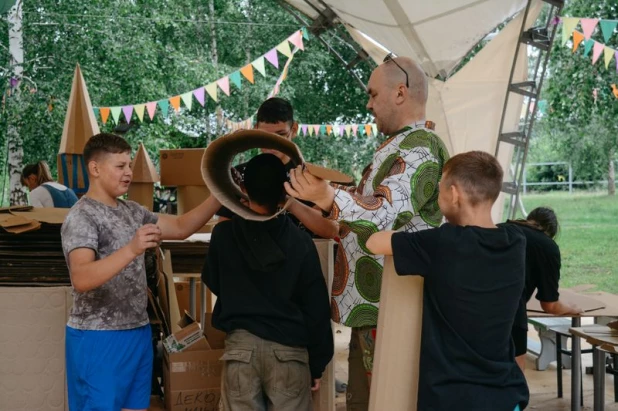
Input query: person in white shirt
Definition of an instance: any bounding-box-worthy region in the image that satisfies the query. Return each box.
[21,161,78,208]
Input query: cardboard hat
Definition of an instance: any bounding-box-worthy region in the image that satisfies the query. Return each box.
[201,129,353,221]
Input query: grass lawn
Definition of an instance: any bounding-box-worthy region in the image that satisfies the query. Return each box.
[516,192,618,294]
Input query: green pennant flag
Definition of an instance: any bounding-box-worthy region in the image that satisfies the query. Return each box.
[93,107,100,120]
[158,100,170,118]
[319,125,326,135]
[110,107,121,124]
[180,92,193,111]
[252,56,266,77]
[229,71,242,90]
[584,38,595,56]
[302,27,309,40]
[600,20,618,43]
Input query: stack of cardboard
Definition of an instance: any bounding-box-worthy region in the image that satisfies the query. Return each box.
[163,312,225,411]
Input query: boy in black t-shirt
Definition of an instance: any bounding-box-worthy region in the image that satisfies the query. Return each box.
[367,151,529,411]
[202,153,334,411]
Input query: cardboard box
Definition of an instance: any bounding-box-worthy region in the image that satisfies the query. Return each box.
[164,314,226,411]
[160,149,207,186]
[177,185,210,215]
[163,312,209,353]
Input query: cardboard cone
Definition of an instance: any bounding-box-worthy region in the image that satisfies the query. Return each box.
[201,130,353,221]
[128,143,160,210]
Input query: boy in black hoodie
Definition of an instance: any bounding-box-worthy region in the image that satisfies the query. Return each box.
[202,153,334,411]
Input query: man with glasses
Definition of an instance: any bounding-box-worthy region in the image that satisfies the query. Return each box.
[216,97,339,239]
[285,56,450,410]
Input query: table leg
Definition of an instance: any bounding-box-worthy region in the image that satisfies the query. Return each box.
[571,316,582,411]
[200,282,206,326]
[593,346,606,411]
[189,277,196,318]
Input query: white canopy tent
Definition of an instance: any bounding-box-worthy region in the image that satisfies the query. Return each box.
[282,0,545,220]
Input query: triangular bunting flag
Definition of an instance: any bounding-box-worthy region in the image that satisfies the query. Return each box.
[308,125,314,136]
[217,76,230,96]
[93,107,100,121]
[265,49,279,69]
[314,125,321,136]
[134,104,145,122]
[146,102,157,120]
[229,71,242,90]
[345,125,351,137]
[339,125,345,137]
[326,125,332,135]
[592,41,604,64]
[205,83,218,102]
[372,124,378,136]
[615,51,618,72]
[100,107,110,125]
[584,38,594,56]
[169,96,181,112]
[600,20,618,43]
[193,87,205,107]
[581,18,599,41]
[365,124,372,137]
[276,40,293,59]
[240,64,254,84]
[252,57,266,77]
[122,105,133,123]
[301,124,308,136]
[181,92,193,110]
[289,31,304,51]
[158,100,170,118]
[302,27,309,40]
[604,46,614,69]
[572,31,585,52]
[110,107,121,124]
[562,17,580,45]
[352,124,358,136]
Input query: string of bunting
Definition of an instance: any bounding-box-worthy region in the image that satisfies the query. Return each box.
[298,123,379,138]
[562,17,618,69]
[93,27,309,124]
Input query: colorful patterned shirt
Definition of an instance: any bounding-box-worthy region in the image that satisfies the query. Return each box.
[328,122,450,327]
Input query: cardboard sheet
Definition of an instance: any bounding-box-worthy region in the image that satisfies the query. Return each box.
[527,288,606,313]
[0,208,68,234]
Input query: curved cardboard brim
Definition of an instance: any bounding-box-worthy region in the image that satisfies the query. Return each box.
[305,163,354,184]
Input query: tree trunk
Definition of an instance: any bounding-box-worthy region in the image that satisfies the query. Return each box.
[209,0,223,139]
[609,155,616,196]
[7,0,27,206]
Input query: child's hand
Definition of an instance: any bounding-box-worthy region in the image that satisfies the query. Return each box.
[129,224,161,256]
[311,378,321,391]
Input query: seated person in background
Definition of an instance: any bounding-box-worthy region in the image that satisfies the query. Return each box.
[216,97,339,239]
[22,161,78,208]
[367,151,529,411]
[505,207,582,371]
[202,153,334,411]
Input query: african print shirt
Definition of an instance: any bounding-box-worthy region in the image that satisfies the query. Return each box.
[328,122,450,327]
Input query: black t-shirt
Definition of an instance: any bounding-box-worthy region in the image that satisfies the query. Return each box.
[392,224,529,411]
[504,222,561,330]
[215,160,319,237]
[202,215,334,379]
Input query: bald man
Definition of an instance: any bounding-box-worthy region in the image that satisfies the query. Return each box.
[285,56,450,410]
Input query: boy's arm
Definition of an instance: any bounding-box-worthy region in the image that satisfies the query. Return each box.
[287,199,339,239]
[366,231,395,255]
[67,224,161,292]
[157,195,221,240]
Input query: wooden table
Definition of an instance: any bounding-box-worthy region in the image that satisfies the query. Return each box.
[570,325,618,411]
[528,290,618,411]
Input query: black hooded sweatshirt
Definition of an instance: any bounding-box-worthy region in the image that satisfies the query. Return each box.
[202,214,334,379]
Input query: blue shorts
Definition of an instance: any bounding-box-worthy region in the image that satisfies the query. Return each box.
[66,324,152,411]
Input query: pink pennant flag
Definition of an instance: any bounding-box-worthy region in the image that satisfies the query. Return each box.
[339,125,345,136]
[581,18,599,40]
[193,87,205,106]
[217,77,230,96]
[288,31,304,51]
[301,125,308,136]
[352,124,358,136]
[592,41,604,64]
[313,125,320,136]
[264,49,279,69]
[122,105,133,123]
[146,102,157,121]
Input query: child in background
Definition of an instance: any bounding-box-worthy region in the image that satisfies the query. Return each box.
[22,161,78,208]
[203,153,334,411]
[367,151,529,411]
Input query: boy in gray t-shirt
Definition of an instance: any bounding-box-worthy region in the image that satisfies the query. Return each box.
[61,133,220,411]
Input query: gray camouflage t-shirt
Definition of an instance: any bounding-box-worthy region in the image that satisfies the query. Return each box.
[61,197,158,330]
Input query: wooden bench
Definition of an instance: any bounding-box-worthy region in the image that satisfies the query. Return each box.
[528,317,572,371]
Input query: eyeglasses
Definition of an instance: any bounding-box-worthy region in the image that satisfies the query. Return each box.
[383,53,409,88]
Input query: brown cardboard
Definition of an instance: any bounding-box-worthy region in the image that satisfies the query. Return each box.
[132,143,159,183]
[58,64,100,155]
[163,312,209,353]
[177,185,210,215]
[175,281,203,318]
[369,257,422,411]
[0,207,69,234]
[160,148,207,186]
[201,130,352,222]
[127,183,154,211]
[57,153,89,196]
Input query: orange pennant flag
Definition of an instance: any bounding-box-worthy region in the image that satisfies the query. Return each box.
[572,31,585,53]
[169,96,181,112]
[612,84,618,99]
[240,64,255,84]
[365,124,372,136]
[326,125,332,135]
[100,107,110,124]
